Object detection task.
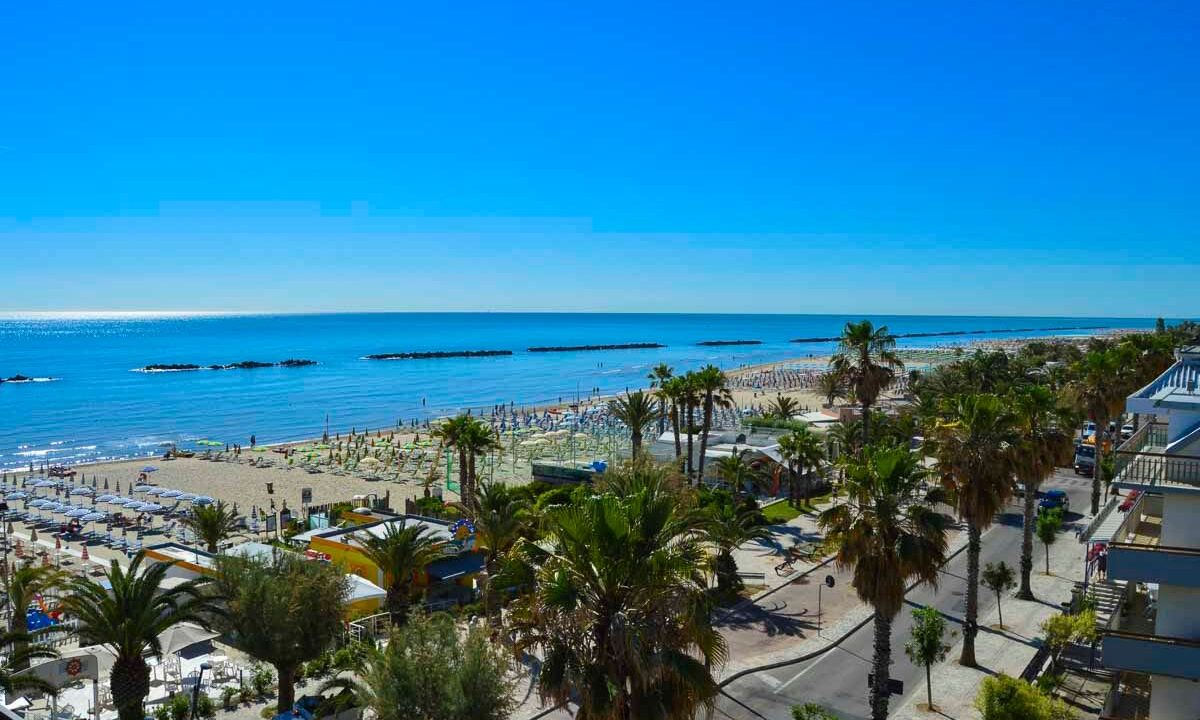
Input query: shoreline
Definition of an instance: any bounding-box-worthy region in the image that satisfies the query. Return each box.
[3,328,1144,475]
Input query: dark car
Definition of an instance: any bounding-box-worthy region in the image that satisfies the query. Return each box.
[1039,489,1070,515]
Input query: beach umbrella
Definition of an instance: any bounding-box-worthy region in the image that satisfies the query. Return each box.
[5,491,28,501]
[29,529,37,542]
[70,486,94,496]
[103,478,109,490]
[28,499,49,509]
[145,487,166,496]
[157,623,219,656]
[159,490,182,499]
[132,485,153,493]
[80,545,89,561]
[141,466,157,473]
[33,480,56,488]
[176,493,197,502]
[123,501,147,511]
[141,503,165,513]
[191,496,214,506]
[81,512,105,523]
[95,494,116,502]
[65,508,89,518]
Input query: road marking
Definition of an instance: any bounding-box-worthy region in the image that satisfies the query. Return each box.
[771,643,856,695]
[755,674,781,689]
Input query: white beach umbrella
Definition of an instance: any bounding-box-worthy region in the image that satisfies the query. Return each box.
[159,490,182,499]
[65,508,89,518]
[133,485,153,493]
[140,503,165,513]
[176,493,197,502]
[95,494,116,502]
[191,496,214,506]
[81,512,106,523]
[145,487,166,496]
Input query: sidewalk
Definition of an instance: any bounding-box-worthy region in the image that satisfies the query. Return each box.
[890,519,1085,719]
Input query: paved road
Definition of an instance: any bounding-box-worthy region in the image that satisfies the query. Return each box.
[715,468,1093,720]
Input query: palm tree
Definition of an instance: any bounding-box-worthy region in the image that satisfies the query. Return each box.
[498,462,725,719]
[815,371,847,408]
[694,365,733,483]
[928,394,1018,667]
[647,363,675,436]
[471,480,530,622]
[1066,349,1125,514]
[819,447,949,720]
[831,321,903,447]
[608,390,661,456]
[714,450,767,498]
[706,498,771,598]
[1010,385,1075,600]
[4,565,67,668]
[180,500,241,553]
[355,521,441,623]
[777,426,826,508]
[0,629,60,694]
[432,414,472,506]
[459,418,502,507]
[658,376,687,466]
[680,372,702,481]
[64,554,218,720]
[767,394,800,420]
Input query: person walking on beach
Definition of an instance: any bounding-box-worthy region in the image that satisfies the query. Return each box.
[250,434,256,449]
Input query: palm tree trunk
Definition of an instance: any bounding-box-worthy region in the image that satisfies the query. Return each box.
[1092,438,1103,515]
[1018,488,1036,600]
[861,400,871,449]
[960,523,981,666]
[870,611,892,720]
[685,403,696,482]
[670,404,682,462]
[697,394,714,483]
[275,663,297,714]
[631,428,642,456]
[111,656,151,720]
[468,453,478,507]
[458,448,470,508]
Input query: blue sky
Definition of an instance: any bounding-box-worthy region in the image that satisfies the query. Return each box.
[1,1,1196,316]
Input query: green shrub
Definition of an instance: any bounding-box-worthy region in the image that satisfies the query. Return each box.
[168,693,191,720]
[221,685,239,709]
[196,694,216,719]
[975,674,1074,720]
[250,663,275,697]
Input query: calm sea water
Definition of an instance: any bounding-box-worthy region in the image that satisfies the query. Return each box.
[0,313,1157,469]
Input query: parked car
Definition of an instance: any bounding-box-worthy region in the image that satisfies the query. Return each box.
[1039,489,1070,515]
[1121,423,1135,440]
[1082,421,1097,439]
[1074,444,1096,475]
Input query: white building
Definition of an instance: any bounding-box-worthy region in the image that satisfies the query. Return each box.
[1099,346,1200,719]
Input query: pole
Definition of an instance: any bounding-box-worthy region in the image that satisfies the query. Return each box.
[817,582,823,637]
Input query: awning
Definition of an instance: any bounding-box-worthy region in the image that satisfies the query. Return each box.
[427,552,485,582]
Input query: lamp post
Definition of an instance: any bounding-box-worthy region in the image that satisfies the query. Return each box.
[190,661,213,720]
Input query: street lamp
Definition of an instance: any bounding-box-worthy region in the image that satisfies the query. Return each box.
[190,662,213,720]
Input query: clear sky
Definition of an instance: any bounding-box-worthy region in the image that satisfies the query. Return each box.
[2,1,1196,317]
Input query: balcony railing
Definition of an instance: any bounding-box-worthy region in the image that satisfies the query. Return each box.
[1112,422,1200,488]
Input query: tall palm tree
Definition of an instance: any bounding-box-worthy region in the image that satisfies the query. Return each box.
[459,418,502,507]
[355,521,441,623]
[658,376,686,466]
[1066,349,1125,514]
[927,394,1018,667]
[498,462,724,720]
[64,554,218,720]
[778,426,826,508]
[831,320,903,447]
[680,372,702,482]
[694,365,733,484]
[471,480,530,622]
[1011,385,1075,600]
[647,363,675,436]
[0,629,60,695]
[432,414,472,506]
[4,565,68,668]
[767,394,800,420]
[819,447,949,720]
[608,390,662,456]
[180,500,241,553]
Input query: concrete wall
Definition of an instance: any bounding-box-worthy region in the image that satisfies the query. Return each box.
[1152,675,1200,720]
[1162,494,1200,548]
[1168,410,1200,445]
[1158,585,1200,638]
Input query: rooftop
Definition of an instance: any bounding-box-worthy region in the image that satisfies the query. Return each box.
[1129,351,1200,411]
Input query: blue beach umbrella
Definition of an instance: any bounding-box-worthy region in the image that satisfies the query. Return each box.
[66,508,89,518]
[191,496,215,506]
[133,485,153,493]
[159,490,182,499]
[141,466,158,473]
[71,486,94,495]
[95,494,116,503]
[81,512,106,523]
[176,493,197,502]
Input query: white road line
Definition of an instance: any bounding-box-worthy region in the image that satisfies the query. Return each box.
[771,643,857,695]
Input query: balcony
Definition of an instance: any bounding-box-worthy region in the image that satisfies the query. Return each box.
[1102,630,1200,679]
[1112,423,1200,492]
[1105,493,1200,586]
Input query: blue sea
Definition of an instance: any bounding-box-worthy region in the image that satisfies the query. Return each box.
[0,313,1159,470]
